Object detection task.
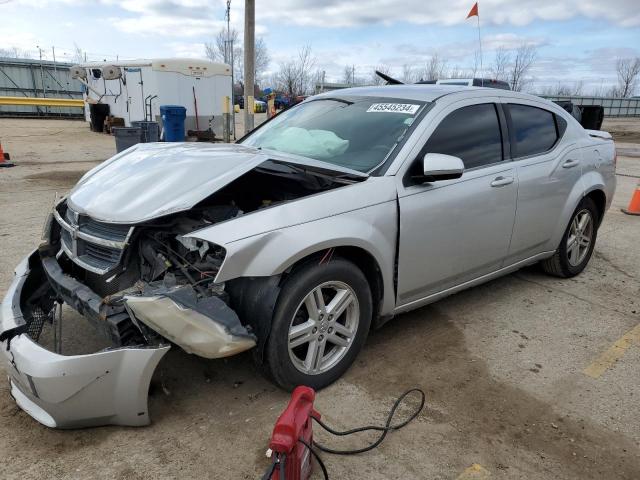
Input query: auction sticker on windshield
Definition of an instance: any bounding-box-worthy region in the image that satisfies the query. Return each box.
[366,103,420,114]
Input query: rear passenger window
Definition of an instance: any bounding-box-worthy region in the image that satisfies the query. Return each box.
[507,104,558,157]
[422,103,503,169]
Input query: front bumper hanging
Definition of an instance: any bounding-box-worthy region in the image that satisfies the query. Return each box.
[0,251,170,428]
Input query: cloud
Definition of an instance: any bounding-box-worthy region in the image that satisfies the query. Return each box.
[2,0,636,93]
[13,0,639,34]
[165,41,208,58]
[101,0,268,38]
[253,0,640,28]
[111,14,227,38]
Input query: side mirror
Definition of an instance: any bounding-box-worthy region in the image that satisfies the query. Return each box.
[422,153,464,181]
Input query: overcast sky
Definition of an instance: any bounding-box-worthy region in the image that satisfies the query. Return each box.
[1,0,639,92]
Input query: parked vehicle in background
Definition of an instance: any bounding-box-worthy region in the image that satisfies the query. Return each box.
[554,101,605,130]
[254,100,267,113]
[291,95,310,106]
[235,97,269,112]
[374,71,511,90]
[259,94,293,110]
[435,78,511,89]
[1,85,615,428]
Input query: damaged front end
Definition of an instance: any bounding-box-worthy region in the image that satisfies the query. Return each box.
[1,146,363,429]
[0,201,258,428]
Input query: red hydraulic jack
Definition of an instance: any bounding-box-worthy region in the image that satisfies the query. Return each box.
[266,386,319,480]
[262,386,425,480]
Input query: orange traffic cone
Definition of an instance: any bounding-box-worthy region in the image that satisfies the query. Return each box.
[0,141,14,168]
[622,182,640,216]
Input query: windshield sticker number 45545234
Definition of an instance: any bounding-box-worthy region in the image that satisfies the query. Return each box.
[366,103,420,114]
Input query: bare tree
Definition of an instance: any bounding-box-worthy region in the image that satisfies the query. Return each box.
[341,64,365,85]
[371,65,392,85]
[448,65,475,79]
[254,38,270,81]
[491,47,510,81]
[0,46,32,59]
[70,42,87,63]
[615,57,640,98]
[422,54,447,81]
[342,65,355,84]
[401,64,417,83]
[205,29,237,63]
[539,81,584,96]
[205,29,270,86]
[508,44,537,92]
[274,44,316,97]
[471,50,480,78]
[233,37,270,87]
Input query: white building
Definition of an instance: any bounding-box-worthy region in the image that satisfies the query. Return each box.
[72,58,232,137]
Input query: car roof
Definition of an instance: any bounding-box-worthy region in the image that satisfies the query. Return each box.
[312,84,541,103]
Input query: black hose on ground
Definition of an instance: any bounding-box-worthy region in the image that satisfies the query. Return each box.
[261,388,426,480]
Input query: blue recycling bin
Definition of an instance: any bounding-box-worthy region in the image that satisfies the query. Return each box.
[160,105,186,142]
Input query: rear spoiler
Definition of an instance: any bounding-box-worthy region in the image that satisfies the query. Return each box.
[586,129,613,141]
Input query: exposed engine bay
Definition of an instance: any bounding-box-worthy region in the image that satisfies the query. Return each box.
[0,145,370,428]
[35,162,356,353]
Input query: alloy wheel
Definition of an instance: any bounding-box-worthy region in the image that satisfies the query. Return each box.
[566,209,593,266]
[287,281,360,375]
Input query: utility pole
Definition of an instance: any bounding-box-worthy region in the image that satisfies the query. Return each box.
[52,46,59,96]
[36,45,45,97]
[225,0,235,138]
[243,0,255,133]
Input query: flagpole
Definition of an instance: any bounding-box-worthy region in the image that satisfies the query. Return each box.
[477,10,483,86]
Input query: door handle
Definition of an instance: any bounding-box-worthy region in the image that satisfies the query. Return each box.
[562,159,580,168]
[490,176,514,187]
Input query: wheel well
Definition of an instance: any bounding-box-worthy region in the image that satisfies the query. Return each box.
[284,246,385,323]
[586,189,606,226]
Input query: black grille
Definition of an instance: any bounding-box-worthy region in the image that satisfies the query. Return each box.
[83,242,121,263]
[79,243,122,271]
[80,218,130,242]
[84,263,140,297]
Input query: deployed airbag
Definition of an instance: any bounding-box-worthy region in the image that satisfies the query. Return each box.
[260,127,349,159]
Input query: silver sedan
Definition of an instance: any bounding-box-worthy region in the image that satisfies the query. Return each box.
[1,85,616,428]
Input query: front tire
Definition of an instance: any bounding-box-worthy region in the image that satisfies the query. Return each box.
[264,258,372,391]
[541,197,599,278]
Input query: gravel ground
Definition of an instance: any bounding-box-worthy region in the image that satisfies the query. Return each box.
[0,117,639,480]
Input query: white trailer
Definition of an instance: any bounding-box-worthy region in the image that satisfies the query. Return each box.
[72,58,232,138]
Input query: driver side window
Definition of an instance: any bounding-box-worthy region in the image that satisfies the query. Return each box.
[421,103,504,169]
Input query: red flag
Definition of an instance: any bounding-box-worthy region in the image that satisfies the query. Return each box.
[466,2,479,18]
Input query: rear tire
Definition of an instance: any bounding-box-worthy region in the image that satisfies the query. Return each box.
[263,258,372,391]
[541,197,599,278]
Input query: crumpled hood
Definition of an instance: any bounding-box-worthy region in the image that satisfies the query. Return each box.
[67,143,366,224]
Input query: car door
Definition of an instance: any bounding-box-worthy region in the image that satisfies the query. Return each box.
[396,100,518,307]
[501,101,582,264]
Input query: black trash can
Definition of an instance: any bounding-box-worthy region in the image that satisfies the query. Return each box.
[131,121,160,143]
[113,127,143,153]
[89,103,110,132]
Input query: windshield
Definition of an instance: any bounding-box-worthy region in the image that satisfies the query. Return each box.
[241,96,427,173]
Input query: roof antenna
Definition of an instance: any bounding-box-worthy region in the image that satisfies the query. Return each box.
[375,70,404,85]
